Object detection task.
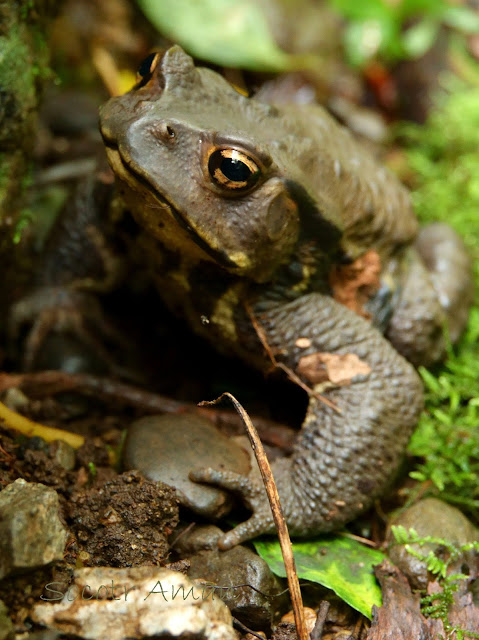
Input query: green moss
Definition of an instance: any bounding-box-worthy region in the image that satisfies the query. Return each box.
[401,77,479,524]
[0,0,53,250]
[392,526,479,636]
[402,78,479,266]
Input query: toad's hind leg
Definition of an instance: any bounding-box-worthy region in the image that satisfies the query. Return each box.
[386,223,473,367]
[192,294,424,549]
[415,223,473,342]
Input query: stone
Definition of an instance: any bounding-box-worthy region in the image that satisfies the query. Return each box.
[123,414,250,519]
[33,566,236,640]
[387,497,479,588]
[50,440,76,471]
[187,543,285,631]
[173,524,224,553]
[0,479,68,579]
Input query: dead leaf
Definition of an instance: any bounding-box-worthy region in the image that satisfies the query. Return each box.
[329,250,381,319]
[282,607,318,634]
[297,352,371,386]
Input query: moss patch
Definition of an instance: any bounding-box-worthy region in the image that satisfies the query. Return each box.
[400,78,479,523]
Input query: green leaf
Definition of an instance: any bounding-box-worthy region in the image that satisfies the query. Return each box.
[343,20,384,67]
[254,535,384,619]
[397,0,446,21]
[401,19,439,59]
[329,0,392,22]
[136,0,307,71]
[419,366,441,393]
[391,524,408,543]
[442,6,479,34]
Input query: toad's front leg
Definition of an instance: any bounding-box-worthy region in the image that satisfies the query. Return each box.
[192,293,423,549]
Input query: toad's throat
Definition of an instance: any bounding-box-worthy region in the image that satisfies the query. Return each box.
[105,142,238,270]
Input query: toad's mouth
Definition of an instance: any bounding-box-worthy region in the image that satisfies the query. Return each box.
[103,141,238,270]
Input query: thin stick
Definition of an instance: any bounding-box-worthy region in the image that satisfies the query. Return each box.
[245,304,341,414]
[0,401,84,449]
[276,363,341,414]
[339,531,378,548]
[310,601,330,640]
[0,371,295,450]
[199,392,308,640]
[232,618,266,640]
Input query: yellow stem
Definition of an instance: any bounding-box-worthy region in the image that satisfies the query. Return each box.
[0,401,85,449]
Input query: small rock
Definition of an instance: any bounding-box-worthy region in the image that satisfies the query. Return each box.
[187,543,285,631]
[0,479,68,579]
[174,524,224,553]
[0,600,14,640]
[123,414,250,519]
[50,440,76,471]
[2,387,29,412]
[387,497,479,588]
[33,566,236,640]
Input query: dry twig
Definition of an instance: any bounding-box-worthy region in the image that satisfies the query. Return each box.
[0,371,295,450]
[199,392,308,640]
[310,601,330,640]
[245,303,341,414]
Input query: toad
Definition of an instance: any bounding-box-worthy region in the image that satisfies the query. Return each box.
[11,47,473,549]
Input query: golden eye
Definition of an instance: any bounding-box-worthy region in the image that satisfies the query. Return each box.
[136,52,160,87]
[208,148,261,192]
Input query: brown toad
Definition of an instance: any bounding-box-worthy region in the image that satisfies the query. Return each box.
[12,47,473,549]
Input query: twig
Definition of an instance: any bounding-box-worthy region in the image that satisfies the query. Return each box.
[232,618,266,640]
[0,371,295,450]
[36,158,97,185]
[0,401,84,449]
[351,616,364,639]
[199,392,308,640]
[339,531,378,549]
[245,301,279,365]
[0,371,184,413]
[245,304,341,414]
[169,522,196,550]
[310,601,330,640]
[91,45,123,97]
[276,363,341,414]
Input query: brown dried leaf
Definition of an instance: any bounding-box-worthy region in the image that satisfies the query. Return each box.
[297,352,371,386]
[367,560,431,640]
[329,250,381,319]
[282,607,318,635]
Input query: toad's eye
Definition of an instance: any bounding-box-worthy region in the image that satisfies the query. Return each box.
[208,148,261,193]
[136,52,160,87]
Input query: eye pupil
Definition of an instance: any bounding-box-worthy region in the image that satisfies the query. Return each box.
[221,157,251,182]
[136,52,160,87]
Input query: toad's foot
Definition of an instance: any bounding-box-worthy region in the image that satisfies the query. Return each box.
[189,467,276,549]
[8,286,129,374]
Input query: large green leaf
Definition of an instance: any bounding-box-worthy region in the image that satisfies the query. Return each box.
[254,535,385,619]
[136,0,308,71]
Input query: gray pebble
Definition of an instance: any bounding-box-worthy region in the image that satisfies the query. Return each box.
[123,414,250,519]
[387,497,479,588]
[0,479,68,579]
[187,542,285,631]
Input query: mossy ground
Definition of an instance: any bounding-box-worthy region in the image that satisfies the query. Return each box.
[400,78,479,523]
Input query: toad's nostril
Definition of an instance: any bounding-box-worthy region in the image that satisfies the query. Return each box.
[151,122,177,144]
